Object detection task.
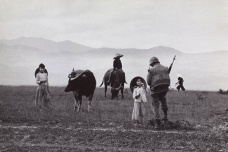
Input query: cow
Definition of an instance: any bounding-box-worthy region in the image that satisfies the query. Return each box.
[100,68,126,99]
[64,69,96,112]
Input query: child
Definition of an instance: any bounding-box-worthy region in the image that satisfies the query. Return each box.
[35,63,50,108]
[132,78,147,125]
[176,75,185,91]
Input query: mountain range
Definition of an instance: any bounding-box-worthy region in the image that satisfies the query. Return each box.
[1,37,228,91]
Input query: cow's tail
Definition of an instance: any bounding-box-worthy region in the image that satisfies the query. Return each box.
[99,80,104,87]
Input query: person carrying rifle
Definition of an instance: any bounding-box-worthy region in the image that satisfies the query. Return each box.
[147,56,175,129]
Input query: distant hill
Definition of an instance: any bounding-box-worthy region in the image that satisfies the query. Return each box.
[0,37,228,91]
[1,37,93,53]
[79,46,182,56]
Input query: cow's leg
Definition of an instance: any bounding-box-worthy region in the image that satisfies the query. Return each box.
[78,95,82,111]
[121,88,124,99]
[121,83,124,99]
[111,88,115,100]
[73,96,79,112]
[105,84,107,98]
[73,92,80,112]
[87,93,94,112]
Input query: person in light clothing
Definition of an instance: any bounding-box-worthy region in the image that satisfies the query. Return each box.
[35,63,48,106]
[132,78,147,125]
[35,64,50,108]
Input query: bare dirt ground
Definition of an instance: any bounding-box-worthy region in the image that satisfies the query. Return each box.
[0,112,227,152]
[0,87,227,151]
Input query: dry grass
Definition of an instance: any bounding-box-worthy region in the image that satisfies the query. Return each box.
[0,85,227,126]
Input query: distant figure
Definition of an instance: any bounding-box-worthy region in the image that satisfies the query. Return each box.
[176,75,185,91]
[147,57,171,129]
[132,78,147,125]
[108,53,127,84]
[113,53,123,69]
[35,63,50,108]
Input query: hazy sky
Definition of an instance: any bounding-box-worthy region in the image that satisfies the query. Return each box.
[0,0,228,53]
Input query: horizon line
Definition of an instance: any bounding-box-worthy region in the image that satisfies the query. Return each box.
[1,36,228,53]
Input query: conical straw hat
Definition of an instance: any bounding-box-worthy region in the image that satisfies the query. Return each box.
[130,76,147,93]
[113,53,123,59]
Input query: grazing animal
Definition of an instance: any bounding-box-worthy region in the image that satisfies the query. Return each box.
[100,68,126,99]
[64,69,96,112]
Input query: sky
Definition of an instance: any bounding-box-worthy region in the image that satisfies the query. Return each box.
[0,0,228,53]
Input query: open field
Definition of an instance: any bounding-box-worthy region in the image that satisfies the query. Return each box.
[0,86,228,151]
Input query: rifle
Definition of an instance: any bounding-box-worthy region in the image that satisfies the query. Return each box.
[168,55,176,73]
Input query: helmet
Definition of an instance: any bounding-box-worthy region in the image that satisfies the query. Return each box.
[149,57,160,65]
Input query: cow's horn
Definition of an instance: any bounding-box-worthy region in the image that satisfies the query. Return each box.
[70,76,78,81]
[114,84,123,90]
[69,71,86,81]
[72,68,74,72]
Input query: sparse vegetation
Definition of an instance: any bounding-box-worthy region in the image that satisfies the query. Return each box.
[0,86,227,151]
[0,86,227,125]
[218,89,228,95]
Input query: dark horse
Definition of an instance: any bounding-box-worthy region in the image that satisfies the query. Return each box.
[100,68,126,99]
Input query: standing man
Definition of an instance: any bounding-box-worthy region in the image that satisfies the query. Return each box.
[147,57,171,129]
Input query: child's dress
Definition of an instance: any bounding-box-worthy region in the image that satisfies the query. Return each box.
[132,86,147,121]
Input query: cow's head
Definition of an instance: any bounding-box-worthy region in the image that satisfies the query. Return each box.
[64,68,85,92]
[110,71,123,99]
